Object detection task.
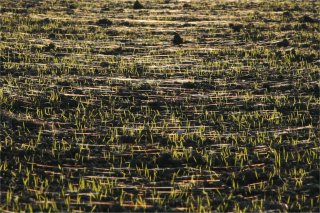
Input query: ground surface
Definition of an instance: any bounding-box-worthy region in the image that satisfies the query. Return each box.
[0,0,319,212]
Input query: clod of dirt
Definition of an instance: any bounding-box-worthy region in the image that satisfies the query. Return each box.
[147,100,164,110]
[119,135,136,144]
[236,168,268,185]
[280,24,293,31]
[96,18,113,26]
[184,139,198,148]
[0,109,48,130]
[48,33,56,39]
[309,170,320,182]
[304,184,320,196]
[270,175,285,185]
[282,11,292,18]
[68,2,79,9]
[156,153,183,167]
[229,23,243,32]
[276,38,290,47]
[312,84,320,98]
[300,15,318,23]
[100,61,110,67]
[137,83,152,90]
[133,0,144,10]
[66,9,75,15]
[57,81,71,87]
[39,18,51,25]
[172,32,183,45]
[183,3,192,9]
[60,95,78,108]
[43,43,56,51]
[181,81,215,90]
[120,21,132,27]
[183,82,198,89]
[294,23,308,30]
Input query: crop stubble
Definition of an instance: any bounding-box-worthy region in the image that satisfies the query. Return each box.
[0,0,319,212]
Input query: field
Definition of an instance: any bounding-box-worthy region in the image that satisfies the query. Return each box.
[0,0,319,212]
